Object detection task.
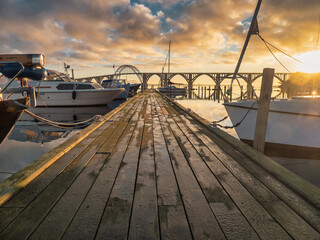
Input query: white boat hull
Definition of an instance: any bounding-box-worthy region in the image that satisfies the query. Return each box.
[5,89,123,107]
[224,98,320,158]
[36,89,123,107]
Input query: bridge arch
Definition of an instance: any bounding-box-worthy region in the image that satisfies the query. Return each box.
[113,65,143,83]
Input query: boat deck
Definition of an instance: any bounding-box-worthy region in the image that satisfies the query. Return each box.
[0,90,319,239]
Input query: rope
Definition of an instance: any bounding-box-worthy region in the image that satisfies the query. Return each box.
[0,171,14,175]
[258,34,303,63]
[259,35,292,73]
[211,116,228,124]
[24,110,105,129]
[211,101,256,129]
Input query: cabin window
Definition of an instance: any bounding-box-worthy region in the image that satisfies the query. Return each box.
[56,83,75,90]
[76,84,94,89]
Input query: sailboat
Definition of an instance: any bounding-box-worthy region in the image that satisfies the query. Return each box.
[0,54,44,145]
[158,41,187,98]
[223,0,320,158]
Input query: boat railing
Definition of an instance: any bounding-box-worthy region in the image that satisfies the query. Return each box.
[2,87,37,108]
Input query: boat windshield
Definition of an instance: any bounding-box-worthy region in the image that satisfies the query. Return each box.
[56,83,103,90]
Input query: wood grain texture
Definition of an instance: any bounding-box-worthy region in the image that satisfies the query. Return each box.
[1,91,319,240]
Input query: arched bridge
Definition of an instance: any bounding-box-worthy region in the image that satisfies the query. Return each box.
[76,64,291,99]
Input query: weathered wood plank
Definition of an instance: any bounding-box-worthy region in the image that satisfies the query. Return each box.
[28,120,131,240]
[159,205,192,240]
[160,93,320,238]
[154,96,261,240]
[62,102,145,240]
[128,98,160,240]
[0,121,113,231]
[182,115,320,239]
[153,95,226,240]
[152,104,182,206]
[93,119,145,240]
[0,118,126,239]
[151,96,192,239]
[169,125,260,239]
[164,92,320,232]
[0,94,139,207]
[0,97,141,232]
[157,95,294,239]
[167,96,320,235]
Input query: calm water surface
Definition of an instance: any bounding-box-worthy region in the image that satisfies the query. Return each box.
[0,101,124,182]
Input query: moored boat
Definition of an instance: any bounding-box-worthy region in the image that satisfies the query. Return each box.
[0,98,29,145]
[102,79,141,99]
[224,96,320,158]
[158,86,187,98]
[5,72,124,107]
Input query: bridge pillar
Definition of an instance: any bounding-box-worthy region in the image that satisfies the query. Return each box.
[215,74,221,103]
[164,73,168,87]
[188,74,193,99]
[142,74,148,92]
[247,73,253,99]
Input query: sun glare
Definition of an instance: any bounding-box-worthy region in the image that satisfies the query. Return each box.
[296,50,320,73]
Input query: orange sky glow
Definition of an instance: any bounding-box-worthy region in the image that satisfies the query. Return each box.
[0,0,319,78]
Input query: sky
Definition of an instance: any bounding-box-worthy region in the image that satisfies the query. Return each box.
[0,0,319,78]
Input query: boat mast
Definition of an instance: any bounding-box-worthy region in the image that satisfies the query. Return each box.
[168,41,171,75]
[228,0,262,101]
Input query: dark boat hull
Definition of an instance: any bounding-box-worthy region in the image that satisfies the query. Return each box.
[0,98,28,145]
[128,83,141,97]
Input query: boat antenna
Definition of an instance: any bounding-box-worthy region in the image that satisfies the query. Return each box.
[160,41,171,87]
[227,0,262,102]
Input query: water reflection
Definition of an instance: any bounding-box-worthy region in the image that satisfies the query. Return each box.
[0,101,124,182]
[177,99,320,188]
[176,99,237,137]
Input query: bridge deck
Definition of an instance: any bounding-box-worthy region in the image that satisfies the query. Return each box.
[0,90,319,239]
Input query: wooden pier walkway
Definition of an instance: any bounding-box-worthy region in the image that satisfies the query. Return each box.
[0,90,319,239]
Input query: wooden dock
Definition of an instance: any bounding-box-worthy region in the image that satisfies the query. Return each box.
[0,90,319,239]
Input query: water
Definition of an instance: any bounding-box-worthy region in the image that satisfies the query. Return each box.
[176,99,320,188]
[0,101,124,182]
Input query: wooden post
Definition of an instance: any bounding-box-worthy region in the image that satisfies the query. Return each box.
[253,68,275,153]
[142,74,147,92]
[247,73,252,99]
[71,69,75,81]
[188,74,193,99]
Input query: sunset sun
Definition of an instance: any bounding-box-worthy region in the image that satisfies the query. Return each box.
[296,50,320,73]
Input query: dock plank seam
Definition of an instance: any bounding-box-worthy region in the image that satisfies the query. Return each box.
[163,93,320,234]
[28,100,145,240]
[0,98,140,232]
[158,92,320,236]
[153,94,227,240]
[0,94,141,207]
[164,98,317,239]
[0,97,143,239]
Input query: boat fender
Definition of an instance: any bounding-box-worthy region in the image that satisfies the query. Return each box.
[22,90,28,98]
[72,90,76,100]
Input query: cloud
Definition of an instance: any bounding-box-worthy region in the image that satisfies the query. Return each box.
[0,0,318,75]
